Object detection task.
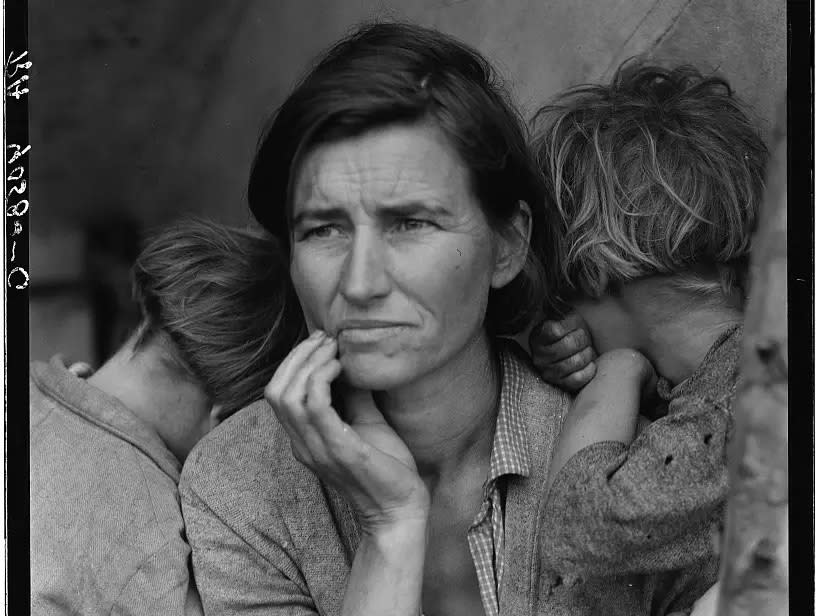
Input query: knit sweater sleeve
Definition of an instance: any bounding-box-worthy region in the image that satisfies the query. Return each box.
[111,540,204,616]
[539,393,731,576]
[177,407,323,616]
[179,466,319,616]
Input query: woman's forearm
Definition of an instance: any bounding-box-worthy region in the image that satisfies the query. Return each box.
[342,517,428,616]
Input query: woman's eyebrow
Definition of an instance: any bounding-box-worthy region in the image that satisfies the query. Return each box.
[294,202,453,226]
[377,202,452,219]
[292,207,348,226]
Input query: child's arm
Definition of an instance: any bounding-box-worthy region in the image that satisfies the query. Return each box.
[545,349,655,492]
[540,375,731,576]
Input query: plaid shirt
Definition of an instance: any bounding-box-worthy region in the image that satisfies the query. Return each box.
[467,348,530,616]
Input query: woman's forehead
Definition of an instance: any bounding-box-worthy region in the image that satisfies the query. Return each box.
[292,124,472,212]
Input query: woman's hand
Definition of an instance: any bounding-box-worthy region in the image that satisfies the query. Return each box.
[530,312,597,392]
[264,330,429,533]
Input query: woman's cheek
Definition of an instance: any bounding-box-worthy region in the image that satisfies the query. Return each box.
[294,286,327,333]
[290,255,332,332]
[449,238,494,290]
[301,310,321,333]
[440,241,493,320]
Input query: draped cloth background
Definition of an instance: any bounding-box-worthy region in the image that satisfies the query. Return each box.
[30,0,785,230]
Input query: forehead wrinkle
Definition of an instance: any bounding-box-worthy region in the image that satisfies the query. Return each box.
[297,147,364,211]
[304,151,455,215]
[295,124,474,218]
[375,147,468,211]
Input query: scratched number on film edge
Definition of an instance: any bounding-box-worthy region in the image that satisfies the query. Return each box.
[6,49,31,294]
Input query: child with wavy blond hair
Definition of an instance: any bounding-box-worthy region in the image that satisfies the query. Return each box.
[528,62,768,613]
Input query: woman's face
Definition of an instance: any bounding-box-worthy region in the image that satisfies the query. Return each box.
[290,123,514,390]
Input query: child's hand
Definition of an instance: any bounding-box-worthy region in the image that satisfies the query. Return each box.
[530,312,597,392]
[67,360,94,378]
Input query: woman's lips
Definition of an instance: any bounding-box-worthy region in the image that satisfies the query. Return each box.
[335,320,409,345]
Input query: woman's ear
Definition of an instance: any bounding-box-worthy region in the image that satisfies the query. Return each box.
[491,200,532,289]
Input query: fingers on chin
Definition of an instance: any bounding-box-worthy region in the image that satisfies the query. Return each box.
[273,333,329,384]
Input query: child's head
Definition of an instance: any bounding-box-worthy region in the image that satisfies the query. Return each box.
[130,218,303,419]
[532,61,768,308]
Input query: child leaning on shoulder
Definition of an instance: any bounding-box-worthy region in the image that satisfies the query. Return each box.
[528,61,768,609]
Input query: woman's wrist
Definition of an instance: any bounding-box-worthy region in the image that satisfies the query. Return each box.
[366,515,428,547]
[344,513,428,616]
[360,496,431,541]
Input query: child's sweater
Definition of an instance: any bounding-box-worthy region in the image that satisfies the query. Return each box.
[538,325,742,576]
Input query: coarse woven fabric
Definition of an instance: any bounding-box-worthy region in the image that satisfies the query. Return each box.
[537,326,742,580]
[30,355,203,616]
[180,340,716,615]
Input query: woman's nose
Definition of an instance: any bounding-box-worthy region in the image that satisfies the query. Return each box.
[339,230,391,305]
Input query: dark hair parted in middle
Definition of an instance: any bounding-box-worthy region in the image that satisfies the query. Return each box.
[248,21,560,334]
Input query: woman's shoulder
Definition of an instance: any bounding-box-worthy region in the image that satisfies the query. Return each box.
[180,399,316,507]
[186,399,288,460]
[500,339,573,418]
[178,400,357,578]
[498,339,573,472]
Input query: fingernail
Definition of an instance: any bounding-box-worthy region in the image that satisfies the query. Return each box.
[309,330,323,340]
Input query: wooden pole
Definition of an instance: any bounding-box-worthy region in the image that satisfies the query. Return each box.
[714,100,789,615]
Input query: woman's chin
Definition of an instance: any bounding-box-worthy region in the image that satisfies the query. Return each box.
[339,354,418,391]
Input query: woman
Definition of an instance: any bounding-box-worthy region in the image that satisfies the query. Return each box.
[30,219,301,615]
[180,23,706,616]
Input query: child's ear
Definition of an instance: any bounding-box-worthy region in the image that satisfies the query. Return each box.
[209,403,225,428]
[491,200,532,289]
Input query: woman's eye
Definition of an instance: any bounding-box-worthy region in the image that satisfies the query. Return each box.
[395,218,434,232]
[303,224,342,240]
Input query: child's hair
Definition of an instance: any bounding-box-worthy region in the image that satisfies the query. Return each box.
[131,218,304,418]
[532,61,769,304]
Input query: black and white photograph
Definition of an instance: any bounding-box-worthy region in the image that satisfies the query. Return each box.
[9,1,806,614]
